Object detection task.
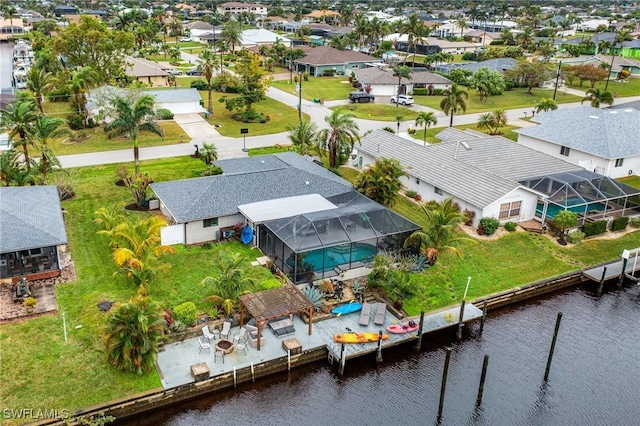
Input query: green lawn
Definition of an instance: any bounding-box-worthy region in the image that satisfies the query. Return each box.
[411,123,522,144]
[413,87,582,113]
[330,103,421,122]
[565,76,640,98]
[618,175,640,189]
[271,76,354,101]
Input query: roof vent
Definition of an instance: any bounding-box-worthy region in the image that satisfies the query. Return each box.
[588,115,599,119]
[609,110,618,114]
[624,109,633,113]
[460,141,471,150]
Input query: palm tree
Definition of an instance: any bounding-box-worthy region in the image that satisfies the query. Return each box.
[3,6,18,37]
[603,29,632,91]
[455,16,468,38]
[581,88,614,108]
[395,113,404,135]
[401,13,423,67]
[536,98,558,113]
[199,48,220,114]
[0,149,22,186]
[440,83,469,127]
[102,294,165,374]
[355,157,407,207]
[0,99,38,167]
[317,111,360,169]
[403,197,474,264]
[220,20,242,53]
[168,18,182,45]
[26,67,53,113]
[67,66,97,124]
[198,142,218,165]
[392,65,412,108]
[31,115,71,182]
[415,111,437,144]
[200,250,257,316]
[105,95,164,175]
[287,120,318,155]
[477,109,507,135]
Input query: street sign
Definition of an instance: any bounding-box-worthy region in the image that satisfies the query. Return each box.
[240,128,248,134]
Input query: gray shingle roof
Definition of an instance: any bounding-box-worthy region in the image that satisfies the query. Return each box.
[0,186,68,253]
[150,153,353,222]
[354,67,452,85]
[517,105,640,159]
[295,46,379,66]
[357,130,579,209]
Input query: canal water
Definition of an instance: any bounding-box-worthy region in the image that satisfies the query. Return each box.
[127,283,640,426]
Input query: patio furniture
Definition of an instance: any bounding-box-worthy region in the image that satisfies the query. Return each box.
[202,325,215,342]
[374,303,387,325]
[236,342,248,356]
[246,324,265,348]
[198,337,210,354]
[190,362,210,382]
[233,327,247,345]
[269,318,295,337]
[359,302,372,326]
[220,321,231,339]
[214,349,225,364]
[282,338,302,355]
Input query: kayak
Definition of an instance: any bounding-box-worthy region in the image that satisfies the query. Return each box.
[334,332,389,344]
[386,321,419,334]
[331,302,362,316]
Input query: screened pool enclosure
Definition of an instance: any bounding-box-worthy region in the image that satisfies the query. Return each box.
[258,192,421,283]
[520,170,640,226]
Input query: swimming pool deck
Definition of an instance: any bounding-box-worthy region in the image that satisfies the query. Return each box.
[156,303,483,389]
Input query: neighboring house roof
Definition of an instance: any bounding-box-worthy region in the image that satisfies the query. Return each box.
[596,55,640,71]
[306,10,340,18]
[353,67,452,85]
[357,129,579,209]
[185,20,214,31]
[517,106,640,159]
[296,46,379,66]
[125,56,168,77]
[87,86,202,112]
[438,57,518,74]
[150,88,202,103]
[240,28,290,45]
[466,30,501,39]
[0,186,68,253]
[607,99,640,111]
[150,153,352,223]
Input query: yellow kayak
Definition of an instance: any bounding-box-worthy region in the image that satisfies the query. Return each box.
[334,332,389,344]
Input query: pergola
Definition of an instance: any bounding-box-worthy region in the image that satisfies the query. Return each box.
[238,284,314,351]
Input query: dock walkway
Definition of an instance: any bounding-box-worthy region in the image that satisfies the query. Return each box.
[583,257,640,282]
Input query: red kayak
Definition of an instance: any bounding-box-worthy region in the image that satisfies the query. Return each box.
[386,321,419,334]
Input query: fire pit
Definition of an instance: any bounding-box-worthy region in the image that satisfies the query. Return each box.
[216,339,234,354]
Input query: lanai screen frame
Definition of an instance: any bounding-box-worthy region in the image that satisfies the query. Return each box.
[520,170,640,225]
[259,192,421,283]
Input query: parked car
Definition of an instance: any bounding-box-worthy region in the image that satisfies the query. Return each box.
[390,94,414,105]
[186,67,202,76]
[165,68,182,75]
[349,91,375,103]
[179,37,191,42]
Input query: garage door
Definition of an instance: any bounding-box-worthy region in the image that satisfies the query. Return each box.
[160,101,200,114]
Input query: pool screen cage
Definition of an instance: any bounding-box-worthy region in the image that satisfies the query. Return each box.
[259,191,421,283]
[520,170,640,226]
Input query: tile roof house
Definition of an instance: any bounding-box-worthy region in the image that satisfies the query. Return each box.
[294,46,381,77]
[0,186,68,280]
[516,106,640,179]
[353,67,452,96]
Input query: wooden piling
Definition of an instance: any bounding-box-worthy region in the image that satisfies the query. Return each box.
[479,300,488,334]
[544,312,562,381]
[414,311,425,351]
[339,343,346,375]
[596,267,607,296]
[456,300,466,341]
[376,330,383,363]
[476,355,489,406]
[437,347,452,421]
[618,257,628,287]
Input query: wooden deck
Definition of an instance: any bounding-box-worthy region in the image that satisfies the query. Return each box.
[583,258,640,282]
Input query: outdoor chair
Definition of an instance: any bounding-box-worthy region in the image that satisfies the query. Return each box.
[236,342,248,356]
[202,325,215,342]
[220,321,232,340]
[198,337,211,354]
[359,302,372,326]
[214,349,225,364]
[233,327,247,345]
[374,303,387,326]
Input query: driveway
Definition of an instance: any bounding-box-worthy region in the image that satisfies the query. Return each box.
[173,113,221,140]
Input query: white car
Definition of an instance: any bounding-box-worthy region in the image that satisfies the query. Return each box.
[390,95,415,105]
[165,68,183,75]
[179,37,191,42]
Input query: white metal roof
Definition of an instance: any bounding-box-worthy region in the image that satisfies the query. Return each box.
[238,194,337,224]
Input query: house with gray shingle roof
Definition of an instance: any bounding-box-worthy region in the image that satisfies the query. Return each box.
[516,106,640,179]
[353,67,451,96]
[354,129,583,226]
[0,186,68,280]
[293,46,381,77]
[125,56,169,87]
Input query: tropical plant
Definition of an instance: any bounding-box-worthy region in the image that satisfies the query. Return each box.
[415,111,437,144]
[104,95,164,175]
[102,294,165,374]
[123,172,153,208]
[440,83,469,127]
[536,98,558,113]
[0,99,38,167]
[392,65,412,108]
[287,120,318,156]
[581,88,614,108]
[317,110,360,169]
[476,109,508,135]
[26,66,53,113]
[31,114,72,181]
[199,48,220,114]
[200,250,257,316]
[198,142,218,165]
[67,66,97,125]
[355,157,407,207]
[552,210,578,244]
[0,149,23,186]
[172,301,197,326]
[403,197,475,264]
[303,286,326,311]
[478,217,500,235]
[220,20,242,53]
[469,67,505,102]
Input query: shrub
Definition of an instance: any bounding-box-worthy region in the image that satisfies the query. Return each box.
[463,210,476,226]
[566,230,585,244]
[630,217,640,228]
[582,220,607,237]
[48,87,70,102]
[504,221,517,232]
[67,114,84,130]
[48,171,75,200]
[322,69,336,77]
[610,216,629,232]
[190,80,208,90]
[407,128,416,135]
[414,194,422,201]
[156,108,174,120]
[405,190,418,198]
[479,217,500,235]
[172,302,197,326]
[413,88,428,95]
[433,89,444,96]
[115,165,129,182]
[382,126,395,133]
[303,71,309,81]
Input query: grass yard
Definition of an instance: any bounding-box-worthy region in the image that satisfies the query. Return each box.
[565,76,640,99]
[330,103,421,122]
[271,76,354,101]
[414,87,582,113]
[411,123,522,144]
[618,175,640,189]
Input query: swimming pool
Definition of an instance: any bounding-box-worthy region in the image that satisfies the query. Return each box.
[290,243,377,273]
[536,198,607,219]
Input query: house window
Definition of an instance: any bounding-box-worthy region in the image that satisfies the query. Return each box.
[435,187,443,196]
[560,146,570,156]
[203,218,218,228]
[499,201,522,220]
[615,158,624,167]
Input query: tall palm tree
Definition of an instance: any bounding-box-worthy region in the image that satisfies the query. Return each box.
[0,149,22,186]
[415,111,437,144]
[317,110,360,169]
[198,142,218,165]
[105,95,164,175]
[392,65,412,108]
[31,115,71,182]
[403,197,474,264]
[3,6,18,37]
[455,16,468,38]
[603,29,632,91]
[352,13,370,49]
[168,18,182,45]
[220,20,242,53]
[200,250,257,316]
[199,48,220,114]
[287,120,318,155]
[401,13,423,67]
[26,67,53,113]
[0,99,38,167]
[102,294,165,374]
[395,113,404,135]
[67,66,97,124]
[581,88,614,108]
[536,98,558,113]
[440,83,469,127]
[477,109,507,135]
[355,157,407,207]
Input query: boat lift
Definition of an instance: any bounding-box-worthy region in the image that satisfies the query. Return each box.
[621,248,640,284]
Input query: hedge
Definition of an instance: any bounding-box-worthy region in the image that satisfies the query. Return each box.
[172,301,197,326]
[582,220,607,237]
[479,217,500,235]
[610,216,629,232]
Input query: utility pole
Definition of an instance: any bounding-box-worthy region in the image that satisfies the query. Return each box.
[553,60,562,100]
[298,71,302,121]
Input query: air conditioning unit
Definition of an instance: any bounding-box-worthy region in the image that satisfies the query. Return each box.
[149,199,160,210]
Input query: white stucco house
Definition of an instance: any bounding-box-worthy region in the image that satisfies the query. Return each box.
[87,86,204,118]
[353,67,452,96]
[516,106,640,179]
